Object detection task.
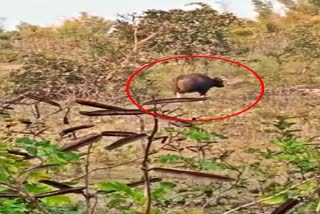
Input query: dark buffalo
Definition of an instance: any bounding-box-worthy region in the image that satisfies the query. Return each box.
[174,73,224,98]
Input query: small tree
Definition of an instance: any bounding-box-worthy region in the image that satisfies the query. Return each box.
[113,3,239,56]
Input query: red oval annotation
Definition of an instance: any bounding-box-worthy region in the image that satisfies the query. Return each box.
[126,55,264,123]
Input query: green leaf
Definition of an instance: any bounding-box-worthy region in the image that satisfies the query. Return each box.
[95,182,132,195]
[0,170,11,182]
[57,152,80,161]
[0,142,8,151]
[27,170,52,183]
[25,147,38,156]
[261,194,287,205]
[7,164,19,174]
[47,154,68,164]
[130,188,145,205]
[24,183,51,194]
[35,141,51,147]
[183,130,211,141]
[16,138,34,146]
[42,195,73,206]
[0,199,30,214]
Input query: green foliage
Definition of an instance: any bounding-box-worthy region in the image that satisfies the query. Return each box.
[252,116,320,173]
[156,125,235,184]
[152,182,176,203]
[164,125,227,143]
[0,137,81,213]
[247,116,320,211]
[274,139,319,172]
[15,137,80,165]
[0,198,81,214]
[182,128,225,142]
[96,181,145,210]
[95,181,176,213]
[0,199,33,214]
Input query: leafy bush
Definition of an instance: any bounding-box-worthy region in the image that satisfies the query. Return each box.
[0,137,82,213]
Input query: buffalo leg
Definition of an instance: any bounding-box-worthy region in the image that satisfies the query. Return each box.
[200,93,206,104]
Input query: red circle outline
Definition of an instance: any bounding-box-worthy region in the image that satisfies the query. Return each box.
[126,55,264,122]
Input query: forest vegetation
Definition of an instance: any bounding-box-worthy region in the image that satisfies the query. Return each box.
[0,0,320,213]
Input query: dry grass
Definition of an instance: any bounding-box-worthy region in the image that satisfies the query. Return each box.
[1,58,320,183]
[0,59,320,202]
[1,59,320,214]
